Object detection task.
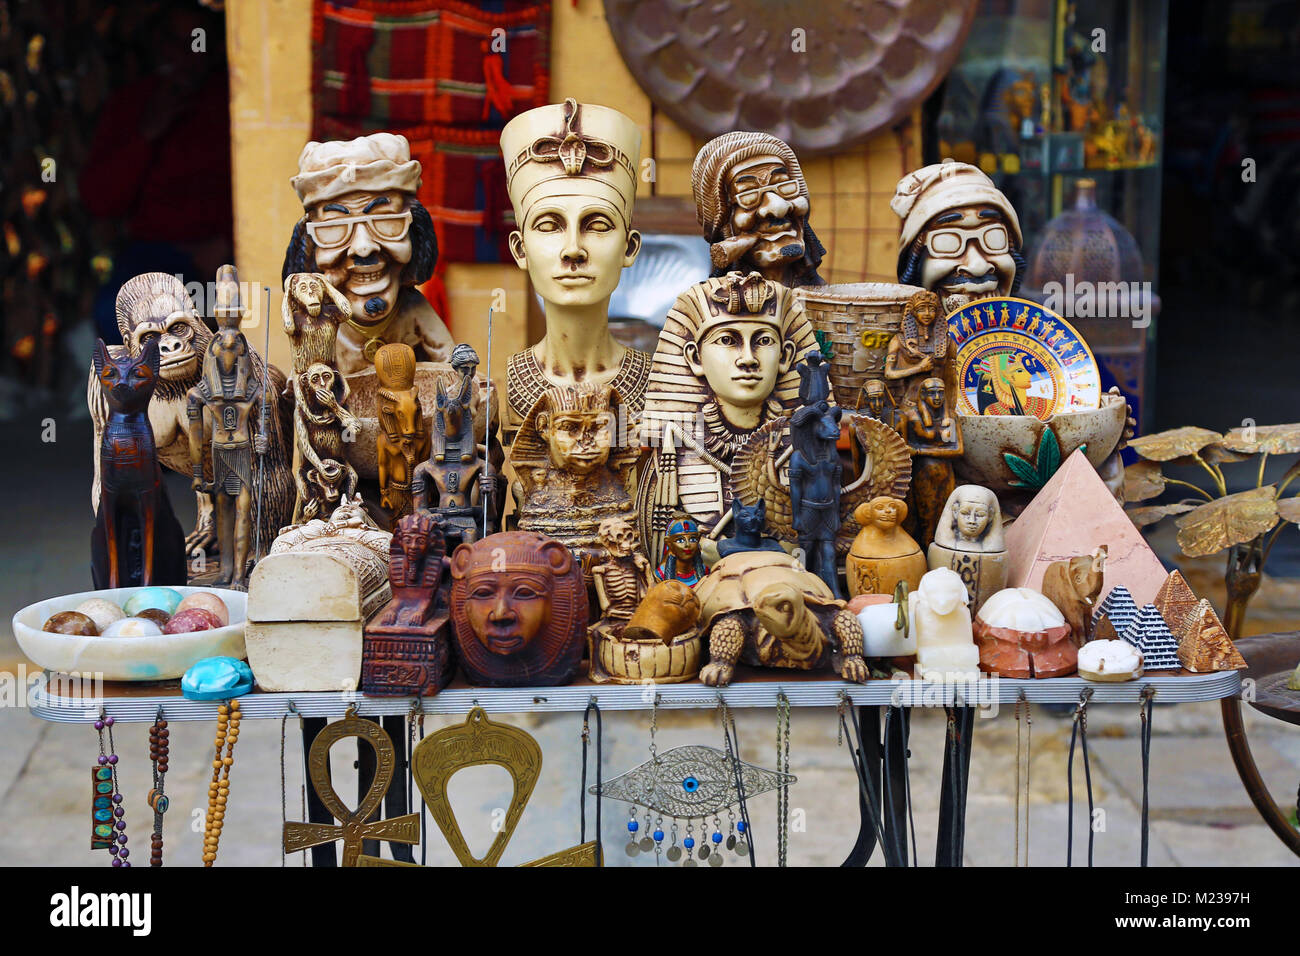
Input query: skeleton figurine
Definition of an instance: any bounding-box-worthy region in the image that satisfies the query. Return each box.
[591,517,655,626]
[187,266,270,586]
[375,343,430,520]
[788,351,844,599]
[412,344,490,547]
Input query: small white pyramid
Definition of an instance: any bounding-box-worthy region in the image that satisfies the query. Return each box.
[1123,603,1181,671]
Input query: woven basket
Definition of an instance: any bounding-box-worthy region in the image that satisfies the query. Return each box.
[794,282,923,408]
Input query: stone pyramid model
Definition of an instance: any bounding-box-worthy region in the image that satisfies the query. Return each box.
[1092,584,1138,634]
[1177,599,1247,672]
[1123,603,1181,671]
[1154,570,1199,637]
[1005,449,1170,605]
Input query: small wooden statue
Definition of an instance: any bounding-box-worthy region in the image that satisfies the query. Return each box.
[591,517,655,625]
[90,338,187,588]
[362,511,456,696]
[411,344,492,546]
[1042,546,1108,646]
[186,266,272,587]
[509,381,638,570]
[716,498,786,559]
[846,497,927,598]
[448,531,588,687]
[695,551,868,687]
[927,484,1008,613]
[789,350,843,599]
[375,342,430,520]
[283,273,359,523]
[655,513,710,586]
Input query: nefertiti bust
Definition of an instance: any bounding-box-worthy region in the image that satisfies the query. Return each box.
[500,99,649,443]
[449,531,588,686]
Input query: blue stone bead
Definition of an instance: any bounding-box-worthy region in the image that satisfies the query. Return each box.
[627,820,638,832]
[653,830,664,842]
[94,809,112,823]
[682,776,699,792]
[737,820,746,833]
[684,837,695,849]
[712,831,723,843]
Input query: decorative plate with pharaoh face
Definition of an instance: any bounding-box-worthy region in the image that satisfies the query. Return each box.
[948,297,1101,421]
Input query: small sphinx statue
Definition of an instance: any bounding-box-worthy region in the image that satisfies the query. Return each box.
[362,511,455,696]
[927,484,1007,613]
[509,380,638,570]
[789,350,843,599]
[910,567,981,681]
[846,496,927,598]
[640,269,818,563]
[375,342,430,520]
[411,344,492,547]
[655,513,710,586]
[448,531,588,687]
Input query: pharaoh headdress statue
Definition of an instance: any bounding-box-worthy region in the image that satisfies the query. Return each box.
[500,99,650,441]
[637,271,818,562]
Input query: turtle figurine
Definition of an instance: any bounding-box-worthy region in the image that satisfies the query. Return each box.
[696,551,869,687]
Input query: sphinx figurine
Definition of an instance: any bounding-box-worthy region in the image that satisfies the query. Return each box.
[910,567,981,681]
[846,496,927,598]
[411,344,492,546]
[362,511,455,696]
[282,273,359,523]
[655,513,710,586]
[508,380,639,570]
[640,270,818,563]
[186,266,282,586]
[927,484,1007,613]
[448,531,588,687]
[374,343,430,521]
[789,350,843,599]
[500,99,650,443]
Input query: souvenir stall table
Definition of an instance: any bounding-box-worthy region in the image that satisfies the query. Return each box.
[25,82,1275,867]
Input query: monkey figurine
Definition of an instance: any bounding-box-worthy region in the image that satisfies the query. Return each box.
[186,266,276,586]
[91,338,187,588]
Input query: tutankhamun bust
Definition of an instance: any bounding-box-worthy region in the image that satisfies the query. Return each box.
[499,99,649,444]
[639,270,818,564]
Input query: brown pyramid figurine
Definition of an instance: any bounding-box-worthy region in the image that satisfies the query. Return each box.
[1154,570,1199,638]
[1094,615,1120,643]
[1177,599,1247,672]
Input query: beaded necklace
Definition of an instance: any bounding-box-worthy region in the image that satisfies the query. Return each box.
[202,700,240,866]
[93,709,129,866]
[148,709,170,866]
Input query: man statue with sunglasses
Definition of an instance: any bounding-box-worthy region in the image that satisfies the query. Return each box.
[284,133,454,375]
[692,132,826,288]
[891,161,1025,316]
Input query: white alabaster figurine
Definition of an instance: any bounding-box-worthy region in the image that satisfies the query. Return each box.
[910,567,981,680]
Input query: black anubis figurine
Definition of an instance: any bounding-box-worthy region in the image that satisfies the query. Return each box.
[716,497,786,559]
[91,338,187,588]
[788,350,843,599]
[411,344,494,548]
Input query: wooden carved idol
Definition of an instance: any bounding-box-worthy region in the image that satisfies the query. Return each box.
[411,344,492,546]
[284,133,454,374]
[283,273,359,522]
[90,337,187,588]
[509,381,638,569]
[500,98,650,442]
[449,531,588,687]
[363,511,455,696]
[374,343,430,521]
[640,270,817,563]
[186,266,289,586]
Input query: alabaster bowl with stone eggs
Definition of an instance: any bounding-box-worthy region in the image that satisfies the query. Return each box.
[13,586,247,681]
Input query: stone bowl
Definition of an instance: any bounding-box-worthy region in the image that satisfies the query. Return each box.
[955,391,1128,494]
[13,586,247,681]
